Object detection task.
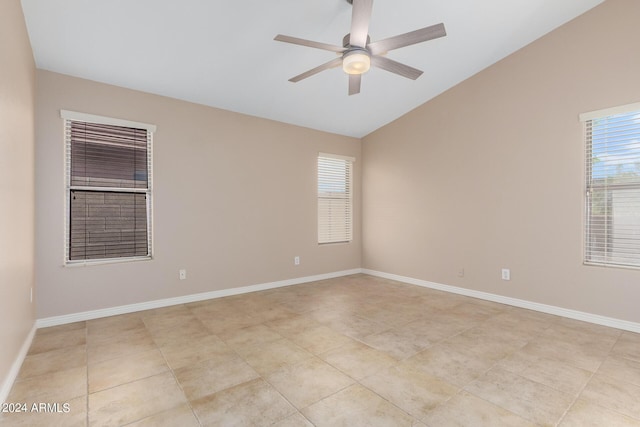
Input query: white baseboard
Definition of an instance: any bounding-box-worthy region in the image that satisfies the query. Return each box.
[1,322,37,404]
[363,269,640,334]
[36,269,363,328]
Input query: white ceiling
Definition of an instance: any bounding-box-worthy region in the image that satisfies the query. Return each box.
[21,0,604,138]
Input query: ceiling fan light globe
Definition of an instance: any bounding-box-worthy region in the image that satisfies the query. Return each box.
[342,51,371,75]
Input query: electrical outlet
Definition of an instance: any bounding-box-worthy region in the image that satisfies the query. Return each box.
[179,269,187,280]
[30,287,33,303]
[294,256,300,266]
[501,268,510,280]
[457,268,464,278]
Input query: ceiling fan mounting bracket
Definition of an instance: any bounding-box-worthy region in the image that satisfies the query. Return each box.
[342,34,370,49]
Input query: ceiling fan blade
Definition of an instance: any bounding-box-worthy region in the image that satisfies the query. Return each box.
[349,0,373,47]
[371,56,423,80]
[368,23,446,55]
[288,57,343,83]
[274,35,346,53]
[348,74,361,96]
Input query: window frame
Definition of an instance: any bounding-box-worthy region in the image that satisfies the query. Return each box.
[580,102,640,269]
[317,152,355,245]
[61,110,156,266]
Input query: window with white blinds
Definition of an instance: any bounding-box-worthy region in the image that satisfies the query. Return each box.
[318,153,354,244]
[581,103,640,268]
[62,110,155,264]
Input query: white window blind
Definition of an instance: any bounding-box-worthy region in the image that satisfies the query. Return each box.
[62,111,154,263]
[318,153,354,244]
[582,104,640,268]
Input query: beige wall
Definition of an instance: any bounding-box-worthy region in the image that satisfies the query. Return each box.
[35,71,361,318]
[362,0,640,323]
[0,0,36,396]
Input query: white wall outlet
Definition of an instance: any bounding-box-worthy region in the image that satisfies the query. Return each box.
[501,268,511,280]
[179,269,187,280]
[30,287,33,303]
[457,268,464,278]
[294,256,300,266]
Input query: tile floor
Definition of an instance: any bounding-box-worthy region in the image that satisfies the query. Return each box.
[2,274,640,426]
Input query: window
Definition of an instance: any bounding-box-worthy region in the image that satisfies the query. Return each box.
[581,103,640,268]
[318,153,354,244]
[62,110,155,263]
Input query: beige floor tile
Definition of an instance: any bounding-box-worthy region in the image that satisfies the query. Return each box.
[555,317,623,340]
[174,355,259,401]
[266,314,323,337]
[301,384,415,427]
[148,317,211,348]
[86,319,149,347]
[414,292,471,311]
[497,351,592,395]
[88,348,169,393]
[423,391,536,427]
[36,321,86,335]
[443,325,527,362]
[217,323,283,350]
[323,313,391,340]
[479,313,552,342]
[8,366,86,405]
[235,337,313,376]
[191,378,296,427]
[559,398,640,427]
[28,328,86,355]
[187,299,246,319]
[141,305,198,334]
[0,395,86,427]
[351,304,423,328]
[518,336,609,372]
[197,312,263,335]
[405,343,494,388]
[247,305,298,323]
[87,327,157,364]
[319,341,397,380]
[611,332,640,363]
[464,366,574,425]
[88,372,186,427]
[159,334,237,370]
[400,317,471,343]
[271,412,314,427]
[540,325,619,357]
[287,325,356,355]
[598,355,640,387]
[266,357,354,409]
[360,363,458,421]
[360,326,435,360]
[87,315,145,343]
[276,294,328,314]
[446,302,507,323]
[581,373,640,420]
[18,344,86,379]
[125,404,200,427]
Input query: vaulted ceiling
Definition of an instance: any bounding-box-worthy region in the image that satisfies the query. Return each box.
[21,0,604,137]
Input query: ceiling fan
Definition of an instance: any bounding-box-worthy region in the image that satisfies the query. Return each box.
[274,0,446,95]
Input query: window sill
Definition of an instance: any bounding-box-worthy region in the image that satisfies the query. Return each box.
[583,261,640,272]
[64,256,152,268]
